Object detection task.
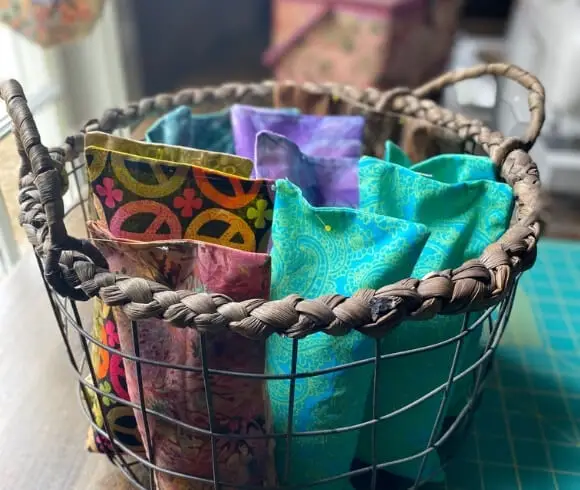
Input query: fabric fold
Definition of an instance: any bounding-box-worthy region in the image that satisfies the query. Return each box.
[266,180,431,489]
[255,131,359,208]
[355,151,514,481]
[230,104,365,162]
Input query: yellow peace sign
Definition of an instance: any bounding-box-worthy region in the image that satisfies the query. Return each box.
[110,151,189,198]
[184,208,256,252]
[106,406,144,451]
[85,147,107,182]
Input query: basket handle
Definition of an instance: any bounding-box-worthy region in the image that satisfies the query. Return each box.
[0,79,108,300]
[412,63,546,150]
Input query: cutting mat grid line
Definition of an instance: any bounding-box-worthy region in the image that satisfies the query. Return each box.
[444,239,580,490]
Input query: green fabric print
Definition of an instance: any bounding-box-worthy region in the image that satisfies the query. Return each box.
[267,180,431,490]
[355,153,514,481]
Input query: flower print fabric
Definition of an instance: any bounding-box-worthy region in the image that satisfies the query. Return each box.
[145,105,301,155]
[230,104,365,163]
[88,222,276,490]
[255,131,359,208]
[85,131,274,253]
[355,152,514,481]
[266,180,431,490]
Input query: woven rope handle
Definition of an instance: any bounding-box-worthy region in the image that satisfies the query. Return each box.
[0,66,545,339]
[412,63,545,150]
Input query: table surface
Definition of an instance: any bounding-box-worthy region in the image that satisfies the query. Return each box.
[446,238,580,490]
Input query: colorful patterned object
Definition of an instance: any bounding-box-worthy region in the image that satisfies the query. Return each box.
[145,106,235,154]
[85,298,143,456]
[85,132,273,253]
[266,180,431,489]
[230,104,365,162]
[88,222,276,490]
[84,131,273,461]
[255,131,359,207]
[355,154,514,481]
[144,105,301,155]
[384,140,499,183]
[0,0,105,47]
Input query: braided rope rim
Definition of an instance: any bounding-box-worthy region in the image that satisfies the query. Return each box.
[2,63,545,340]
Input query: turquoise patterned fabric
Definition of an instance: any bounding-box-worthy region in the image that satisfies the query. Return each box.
[384,140,499,183]
[145,106,234,153]
[267,180,431,490]
[355,151,514,481]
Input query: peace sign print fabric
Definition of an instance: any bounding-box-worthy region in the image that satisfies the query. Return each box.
[85,132,274,253]
[85,298,143,456]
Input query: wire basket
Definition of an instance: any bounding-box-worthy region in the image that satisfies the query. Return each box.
[0,63,544,490]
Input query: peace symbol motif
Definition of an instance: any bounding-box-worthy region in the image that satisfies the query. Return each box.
[110,151,190,198]
[109,200,183,241]
[95,322,110,380]
[194,167,262,209]
[184,208,257,252]
[106,406,143,450]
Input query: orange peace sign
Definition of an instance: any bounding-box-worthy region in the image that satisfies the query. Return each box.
[184,208,256,252]
[95,324,110,380]
[195,168,261,209]
[110,200,183,241]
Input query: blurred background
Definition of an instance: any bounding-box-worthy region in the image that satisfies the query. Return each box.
[1,0,580,278]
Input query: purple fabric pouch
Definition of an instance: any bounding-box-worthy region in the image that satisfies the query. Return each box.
[255,131,359,208]
[230,104,365,164]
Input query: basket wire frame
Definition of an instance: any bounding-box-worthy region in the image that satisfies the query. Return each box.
[36,146,521,490]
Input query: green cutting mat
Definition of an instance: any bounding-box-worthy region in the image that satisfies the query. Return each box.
[445,238,580,489]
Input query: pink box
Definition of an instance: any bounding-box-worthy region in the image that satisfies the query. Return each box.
[263,0,463,89]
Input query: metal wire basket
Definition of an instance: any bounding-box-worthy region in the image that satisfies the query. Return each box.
[0,63,544,490]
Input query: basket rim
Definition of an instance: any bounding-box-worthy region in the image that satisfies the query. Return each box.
[1,62,545,340]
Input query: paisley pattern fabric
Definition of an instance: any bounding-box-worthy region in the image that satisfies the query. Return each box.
[230,104,365,163]
[266,180,431,490]
[385,141,499,183]
[88,222,276,490]
[255,131,359,208]
[355,154,514,480]
[85,132,273,253]
[85,298,143,455]
[145,106,235,154]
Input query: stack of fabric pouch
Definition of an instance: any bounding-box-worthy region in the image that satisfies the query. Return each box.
[230,104,365,162]
[85,131,277,489]
[255,131,360,208]
[266,180,432,489]
[145,104,300,154]
[355,143,514,482]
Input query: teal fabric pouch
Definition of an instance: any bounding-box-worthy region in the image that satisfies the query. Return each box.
[384,140,499,182]
[266,180,431,489]
[145,106,235,153]
[145,105,300,155]
[355,148,514,481]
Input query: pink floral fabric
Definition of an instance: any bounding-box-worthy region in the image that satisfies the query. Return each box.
[88,222,276,489]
